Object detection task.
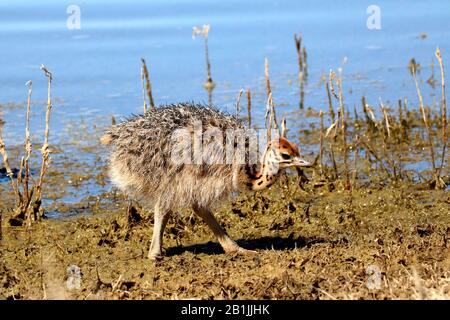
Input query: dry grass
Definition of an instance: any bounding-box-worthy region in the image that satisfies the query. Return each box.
[0,65,55,226]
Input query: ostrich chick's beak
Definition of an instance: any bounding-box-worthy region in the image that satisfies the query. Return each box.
[292,156,312,168]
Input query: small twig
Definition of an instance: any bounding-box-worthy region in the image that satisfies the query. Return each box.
[379,98,391,139]
[412,63,437,172]
[36,65,54,216]
[294,33,305,109]
[0,129,20,203]
[265,93,273,141]
[328,70,339,99]
[264,59,279,136]
[140,66,148,113]
[435,47,447,179]
[193,25,215,90]
[235,89,244,116]
[24,81,33,213]
[141,58,155,110]
[319,110,324,175]
[281,116,287,138]
[326,82,335,123]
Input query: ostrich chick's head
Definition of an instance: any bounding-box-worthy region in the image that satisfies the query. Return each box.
[263,137,312,171]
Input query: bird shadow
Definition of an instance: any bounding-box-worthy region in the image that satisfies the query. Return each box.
[165,235,328,257]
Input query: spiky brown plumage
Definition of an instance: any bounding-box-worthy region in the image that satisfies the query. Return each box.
[102,103,311,259]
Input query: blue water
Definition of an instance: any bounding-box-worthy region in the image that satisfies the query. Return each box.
[0,0,449,206]
[1,0,449,139]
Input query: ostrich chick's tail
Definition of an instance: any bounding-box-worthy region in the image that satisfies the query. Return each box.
[100,134,113,145]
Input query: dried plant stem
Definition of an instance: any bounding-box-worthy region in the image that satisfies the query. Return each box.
[302,47,308,79]
[319,110,324,175]
[265,93,274,141]
[329,70,339,99]
[435,47,447,177]
[281,116,287,138]
[265,58,272,97]
[264,58,279,134]
[398,99,407,141]
[326,82,335,122]
[294,33,305,109]
[246,88,252,128]
[0,135,19,201]
[361,96,376,131]
[204,35,214,88]
[141,58,155,110]
[140,66,148,113]
[352,137,359,188]
[329,141,338,180]
[379,99,391,139]
[193,25,214,90]
[23,81,33,204]
[336,73,350,190]
[412,66,437,172]
[36,65,53,211]
[294,34,303,72]
[235,89,244,116]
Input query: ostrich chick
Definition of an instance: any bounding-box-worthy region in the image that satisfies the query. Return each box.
[101,103,312,260]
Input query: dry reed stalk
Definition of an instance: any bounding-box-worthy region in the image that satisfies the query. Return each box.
[361,96,377,132]
[324,121,339,180]
[352,136,359,188]
[193,25,215,90]
[398,99,403,125]
[353,105,359,123]
[281,116,287,138]
[435,47,447,178]
[35,65,53,213]
[264,58,279,134]
[265,93,273,141]
[302,47,308,79]
[336,70,350,190]
[141,58,155,110]
[294,33,305,109]
[412,64,437,172]
[329,141,338,180]
[17,157,24,190]
[235,89,244,116]
[379,99,391,139]
[246,88,252,128]
[328,70,339,99]
[140,65,148,113]
[326,82,335,122]
[23,81,32,204]
[398,99,407,141]
[300,74,305,109]
[0,132,19,202]
[265,57,272,97]
[319,110,324,175]
[294,34,303,72]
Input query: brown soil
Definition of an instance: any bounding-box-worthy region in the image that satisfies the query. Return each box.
[1,176,449,300]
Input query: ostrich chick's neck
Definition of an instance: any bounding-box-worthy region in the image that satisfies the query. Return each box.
[246,161,280,191]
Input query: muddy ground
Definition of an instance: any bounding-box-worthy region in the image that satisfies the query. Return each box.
[1,175,449,300]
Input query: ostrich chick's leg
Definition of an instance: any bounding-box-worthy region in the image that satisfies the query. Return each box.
[193,205,256,255]
[148,205,172,260]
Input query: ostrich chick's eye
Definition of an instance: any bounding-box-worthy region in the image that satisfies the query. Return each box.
[281,153,291,160]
